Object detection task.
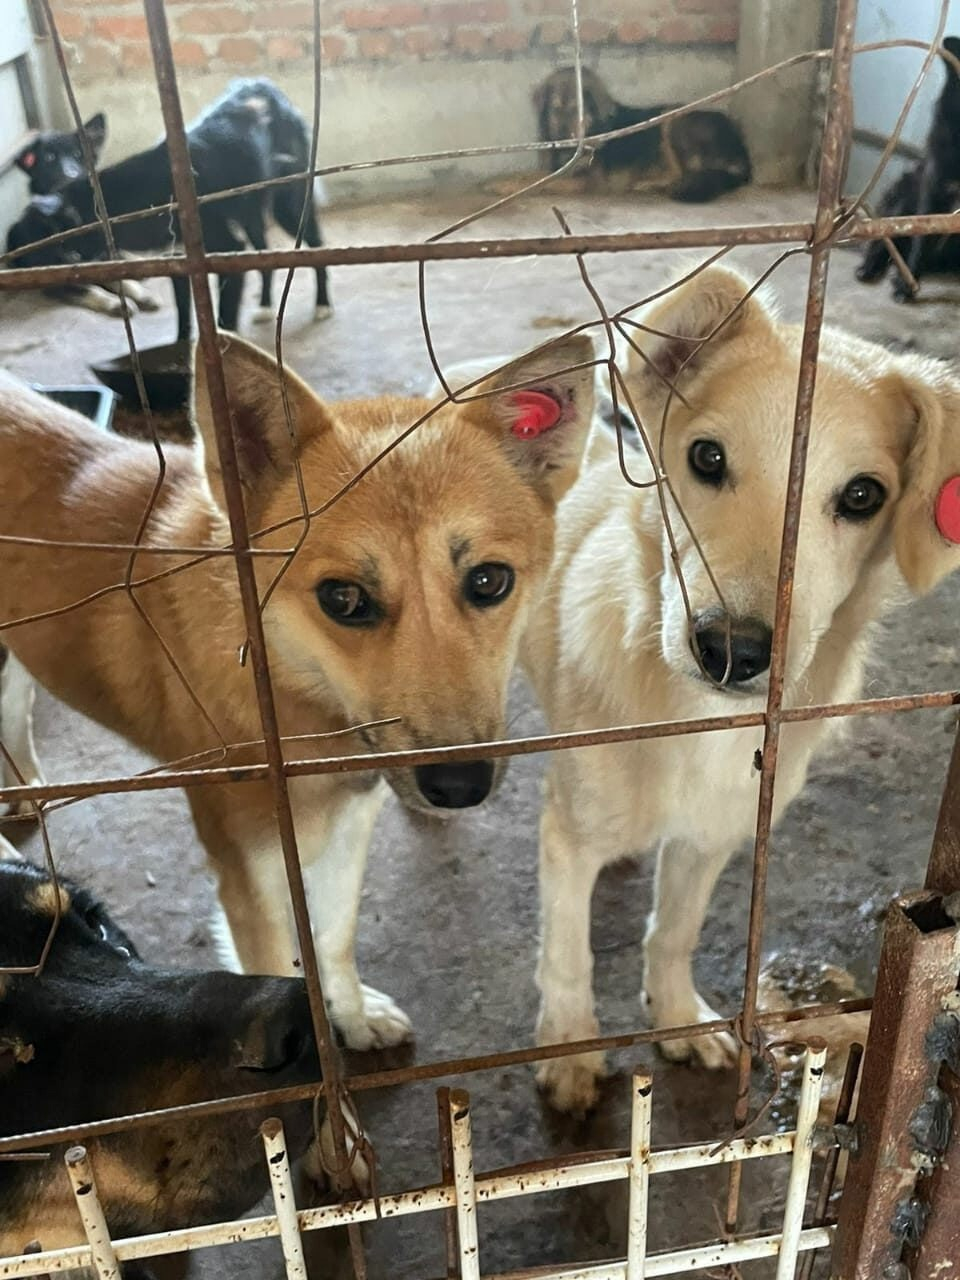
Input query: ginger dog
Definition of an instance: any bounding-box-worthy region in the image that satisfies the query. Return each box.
[0,331,595,1049]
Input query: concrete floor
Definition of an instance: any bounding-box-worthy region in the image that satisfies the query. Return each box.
[2,187,960,1278]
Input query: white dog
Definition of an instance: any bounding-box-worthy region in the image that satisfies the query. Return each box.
[520,264,960,1111]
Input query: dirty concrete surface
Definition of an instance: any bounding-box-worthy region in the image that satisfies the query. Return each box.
[2,187,959,1278]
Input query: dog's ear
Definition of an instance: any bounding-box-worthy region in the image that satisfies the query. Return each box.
[192,333,331,510]
[457,333,596,502]
[82,113,107,155]
[623,265,778,411]
[888,362,960,594]
[14,140,37,175]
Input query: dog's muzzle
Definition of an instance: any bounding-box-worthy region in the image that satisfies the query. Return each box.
[691,612,772,686]
[414,761,495,809]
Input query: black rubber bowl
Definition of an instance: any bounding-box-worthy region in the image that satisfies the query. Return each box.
[89,341,191,411]
[32,384,117,432]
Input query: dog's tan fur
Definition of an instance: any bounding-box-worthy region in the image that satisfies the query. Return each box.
[0,332,595,1048]
[522,266,960,1111]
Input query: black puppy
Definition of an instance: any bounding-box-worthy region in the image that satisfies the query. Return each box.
[5,79,330,338]
[0,855,326,1271]
[534,66,751,201]
[857,37,960,299]
[10,113,157,317]
[14,113,107,195]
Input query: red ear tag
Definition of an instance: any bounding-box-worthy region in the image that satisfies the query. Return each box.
[511,390,562,440]
[935,475,960,543]
[21,151,35,169]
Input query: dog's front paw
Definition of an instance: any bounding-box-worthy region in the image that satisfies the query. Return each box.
[536,1051,606,1114]
[134,292,161,312]
[892,279,918,303]
[645,990,738,1069]
[314,304,333,322]
[337,985,413,1051]
[251,305,275,324]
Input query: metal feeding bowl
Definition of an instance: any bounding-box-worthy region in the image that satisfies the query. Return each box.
[89,341,192,412]
[32,384,117,432]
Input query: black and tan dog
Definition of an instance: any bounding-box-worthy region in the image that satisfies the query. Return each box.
[857,37,960,299]
[531,65,751,201]
[0,853,333,1271]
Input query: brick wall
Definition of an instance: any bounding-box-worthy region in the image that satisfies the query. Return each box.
[50,0,740,82]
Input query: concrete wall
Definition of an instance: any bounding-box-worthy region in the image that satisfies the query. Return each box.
[35,0,742,201]
[848,0,960,191]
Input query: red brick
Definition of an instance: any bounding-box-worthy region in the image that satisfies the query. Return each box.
[402,28,445,55]
[343,5,424,29]
[70,41,119,76]
[706,16,739,41]
[536,18,568,44]
[217,35,262,63]
[173,38,208,66]
[657,17,699,43]
[452,26,488,54]
[53,10,87,40]
[357,31,396,57]
[266,34,307,60]
[177,6,250,35]
[266,3,316,28]
[675,0,737,9]
[617,20,653,43]
[121,41,154,69]
[431,1,508,21]
[322,34,349,61]
[92,14,149,40]
[579,18,613,43]
[490,27,527,52]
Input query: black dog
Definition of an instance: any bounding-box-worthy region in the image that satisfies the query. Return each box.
[534,66,751,201]
[14,113,107,195]
[857,37,960,299]
[10,112,157,317]
[5,79,330,338]
[0,855,325,1270]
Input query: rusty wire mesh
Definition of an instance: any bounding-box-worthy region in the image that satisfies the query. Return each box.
[1,0,959,1275]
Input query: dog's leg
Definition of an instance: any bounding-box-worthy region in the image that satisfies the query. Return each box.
[252,268,274,323]
[1,654,44,818]
[299,780,413,1050]
[535,789,607,1114]
[173,276,192,341]
[894,163,936,301]
[106,279,161,312]
[643,837,739,1068]
[78,285,126,317]
[272,179,331,321]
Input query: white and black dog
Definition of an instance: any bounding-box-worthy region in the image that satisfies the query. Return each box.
[5,79,330,336]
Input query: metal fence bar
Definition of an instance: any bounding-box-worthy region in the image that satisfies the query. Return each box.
[774,1041,827,1280]
[63,1147,121,1280]
[725,0,858,1234]
[261,1119,309,1280]
[2,689,957,811]
[626,1073,653,1280]
[450,1091,481,1280]
[140,0,366,1251]
[4,211,960,292]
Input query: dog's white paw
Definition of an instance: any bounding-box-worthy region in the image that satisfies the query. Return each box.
[134,292,161,312]
[646,991,738,1069]
[337,985,413,1051]
[251,305,275,324]
[536,1050,606,1114]
[313,304,333,322]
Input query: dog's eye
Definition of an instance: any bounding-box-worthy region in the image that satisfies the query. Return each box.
[836,475,887,521]
[464,563,514,608]
[688,439,726,486]
[316,580,380,627]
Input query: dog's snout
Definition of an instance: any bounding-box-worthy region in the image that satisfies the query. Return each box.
[692,615,772,686]
[236,981,314,1074]
[414,761,494,809]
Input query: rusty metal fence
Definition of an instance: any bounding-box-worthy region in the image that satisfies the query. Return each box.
[1,0,960,1275]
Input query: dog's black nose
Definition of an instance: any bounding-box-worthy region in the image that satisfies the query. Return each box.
[692,615,772,685]
[415,761,494,809]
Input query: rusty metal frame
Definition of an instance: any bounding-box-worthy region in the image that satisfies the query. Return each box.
[1,0,960,1275]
